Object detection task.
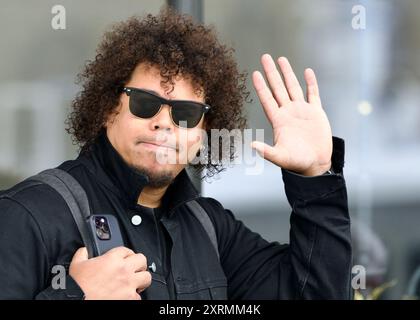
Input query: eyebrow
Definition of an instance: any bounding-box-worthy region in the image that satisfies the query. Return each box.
[142,88,182,102]
[142,89,177,101]
[142,88,160,96]
[131,87,206,105]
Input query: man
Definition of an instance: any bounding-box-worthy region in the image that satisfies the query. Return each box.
[0,9,351,300]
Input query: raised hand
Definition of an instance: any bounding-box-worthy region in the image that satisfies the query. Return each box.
[251,54,333,177]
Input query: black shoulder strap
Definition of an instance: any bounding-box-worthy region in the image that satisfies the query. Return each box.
[25,169,219,261]
[186,200,219,260]
[29,168,95,258]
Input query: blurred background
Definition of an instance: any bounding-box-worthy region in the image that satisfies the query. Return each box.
[0,0,419,299]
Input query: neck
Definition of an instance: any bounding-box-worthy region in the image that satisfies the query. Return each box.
[138,185,169,208]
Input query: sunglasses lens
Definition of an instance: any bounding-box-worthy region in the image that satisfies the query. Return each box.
[129,91,161,119]
[171,102,204,128]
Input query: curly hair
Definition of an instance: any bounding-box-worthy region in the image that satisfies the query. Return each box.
[66,8,249,178]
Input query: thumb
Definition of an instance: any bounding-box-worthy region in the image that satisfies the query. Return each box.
[71,247,89,263]
[251,141,289,168]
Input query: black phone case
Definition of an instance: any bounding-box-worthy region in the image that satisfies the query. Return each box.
[87,214,125,256]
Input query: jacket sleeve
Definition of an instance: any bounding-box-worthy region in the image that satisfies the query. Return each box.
[0,197,84,300]
[208,137,352,299]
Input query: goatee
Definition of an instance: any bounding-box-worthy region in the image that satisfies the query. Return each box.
[130,165,175,188]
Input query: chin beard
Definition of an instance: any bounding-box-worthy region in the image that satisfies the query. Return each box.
[130,165,175,188]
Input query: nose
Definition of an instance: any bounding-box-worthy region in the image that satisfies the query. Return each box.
[149,104,174,132]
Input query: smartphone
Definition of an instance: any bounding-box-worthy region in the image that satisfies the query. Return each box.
[87,214,125,256]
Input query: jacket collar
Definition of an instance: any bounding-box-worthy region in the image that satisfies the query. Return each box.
[79,130,200,214]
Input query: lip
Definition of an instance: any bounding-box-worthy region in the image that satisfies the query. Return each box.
[140,141,177,151]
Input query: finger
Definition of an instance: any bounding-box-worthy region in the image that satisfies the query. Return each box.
[251,141,289,168]
[107,246,135,259]
[129,291,142,300]
[252,70,279,124]
[71,247,89,263]
[133,271,152,292]
[125,253,148,273]
[278,57,305,101]
[304,68,322,106]
[261,54,290,106]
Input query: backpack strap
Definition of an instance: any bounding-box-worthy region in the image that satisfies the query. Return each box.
[29,168,95,258]
[23,169,220,261]
[186,200,219,260]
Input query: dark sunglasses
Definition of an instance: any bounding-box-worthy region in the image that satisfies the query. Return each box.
[122,87,211,128]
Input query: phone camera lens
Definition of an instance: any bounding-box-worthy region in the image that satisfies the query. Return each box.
[94,216,110,240]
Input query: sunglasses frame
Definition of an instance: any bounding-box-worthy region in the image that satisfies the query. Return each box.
[122,87,211,128]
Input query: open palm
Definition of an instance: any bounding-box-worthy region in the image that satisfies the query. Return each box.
[251,54,333,177]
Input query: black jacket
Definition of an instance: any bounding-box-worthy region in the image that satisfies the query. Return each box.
[0,132,352,300]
